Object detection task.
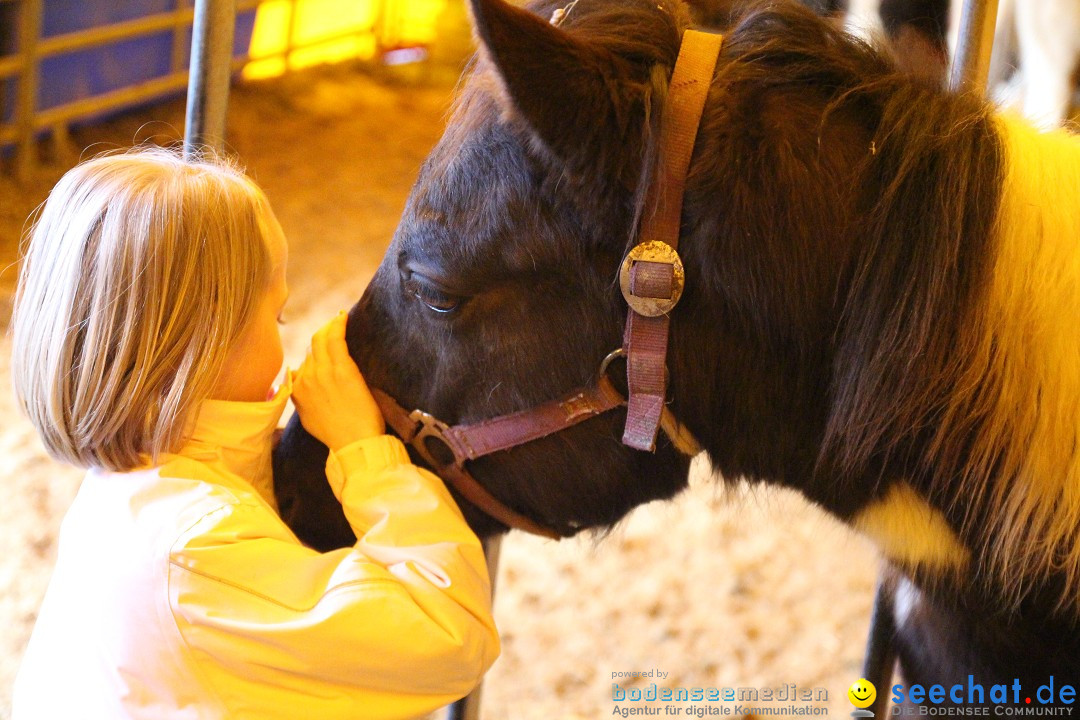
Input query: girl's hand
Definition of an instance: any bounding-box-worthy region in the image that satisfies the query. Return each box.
[292,312,385,451]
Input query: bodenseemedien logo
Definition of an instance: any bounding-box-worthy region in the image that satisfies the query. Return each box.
[608,677,830,716]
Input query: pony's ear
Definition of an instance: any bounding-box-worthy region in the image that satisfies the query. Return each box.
[468,0,645,171]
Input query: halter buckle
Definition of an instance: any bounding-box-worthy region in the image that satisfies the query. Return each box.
[619,240,685,317]
[407,409,461,469]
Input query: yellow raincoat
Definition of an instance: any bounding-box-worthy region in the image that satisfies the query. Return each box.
[12,382,500,719]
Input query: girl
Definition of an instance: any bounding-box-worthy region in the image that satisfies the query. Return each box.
[9,147,499,719]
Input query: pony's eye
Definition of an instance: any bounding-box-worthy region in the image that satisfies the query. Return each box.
[402,273,462,314]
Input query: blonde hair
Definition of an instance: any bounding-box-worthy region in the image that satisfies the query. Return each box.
[11,146,273,472]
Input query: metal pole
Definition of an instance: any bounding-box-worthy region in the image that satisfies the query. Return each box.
[183,0,236,156]
[948,0,1000,92]
[862,575,896,718]
[445,535,502,720]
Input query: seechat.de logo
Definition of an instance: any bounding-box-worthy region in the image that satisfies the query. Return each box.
[890,676,1076,714]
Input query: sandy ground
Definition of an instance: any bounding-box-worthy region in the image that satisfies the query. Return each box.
[0,62,879,719]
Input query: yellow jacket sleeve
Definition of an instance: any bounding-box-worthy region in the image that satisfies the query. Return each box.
[167,435,500,720]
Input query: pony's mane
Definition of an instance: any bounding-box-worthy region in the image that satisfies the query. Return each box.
[713,4,1080,612]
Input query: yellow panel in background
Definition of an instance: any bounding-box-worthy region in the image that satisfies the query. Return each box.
[245,0,292,79]
[243,0,445,80]
[248,0,293,56]
[290,0,377,46]
[397,0,444,44]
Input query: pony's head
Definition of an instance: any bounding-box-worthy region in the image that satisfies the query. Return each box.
[349,0,697,537]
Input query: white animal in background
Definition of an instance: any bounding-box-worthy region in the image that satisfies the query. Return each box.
[846,0,1080,127]
[1007,0,1080,127]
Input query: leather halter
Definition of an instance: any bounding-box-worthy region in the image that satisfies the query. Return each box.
[370,30,722,539]
[622,29,723,450]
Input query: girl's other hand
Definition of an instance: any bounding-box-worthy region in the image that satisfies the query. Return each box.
[292,312,385,451]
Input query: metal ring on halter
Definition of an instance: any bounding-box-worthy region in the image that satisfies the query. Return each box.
[600,345,672,386]
[599,348,626,377]
[598,346,671,386]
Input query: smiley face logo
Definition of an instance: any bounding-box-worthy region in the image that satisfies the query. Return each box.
[848,679,877,708]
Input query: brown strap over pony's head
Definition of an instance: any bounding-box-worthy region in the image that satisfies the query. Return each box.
[621,29,723,452]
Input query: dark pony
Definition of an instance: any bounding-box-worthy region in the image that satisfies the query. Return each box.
[275,0,1080,692]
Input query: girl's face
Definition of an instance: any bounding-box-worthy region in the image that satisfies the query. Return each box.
[210,210,290,402]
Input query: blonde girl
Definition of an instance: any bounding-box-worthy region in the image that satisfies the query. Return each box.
[9,147,499,720]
